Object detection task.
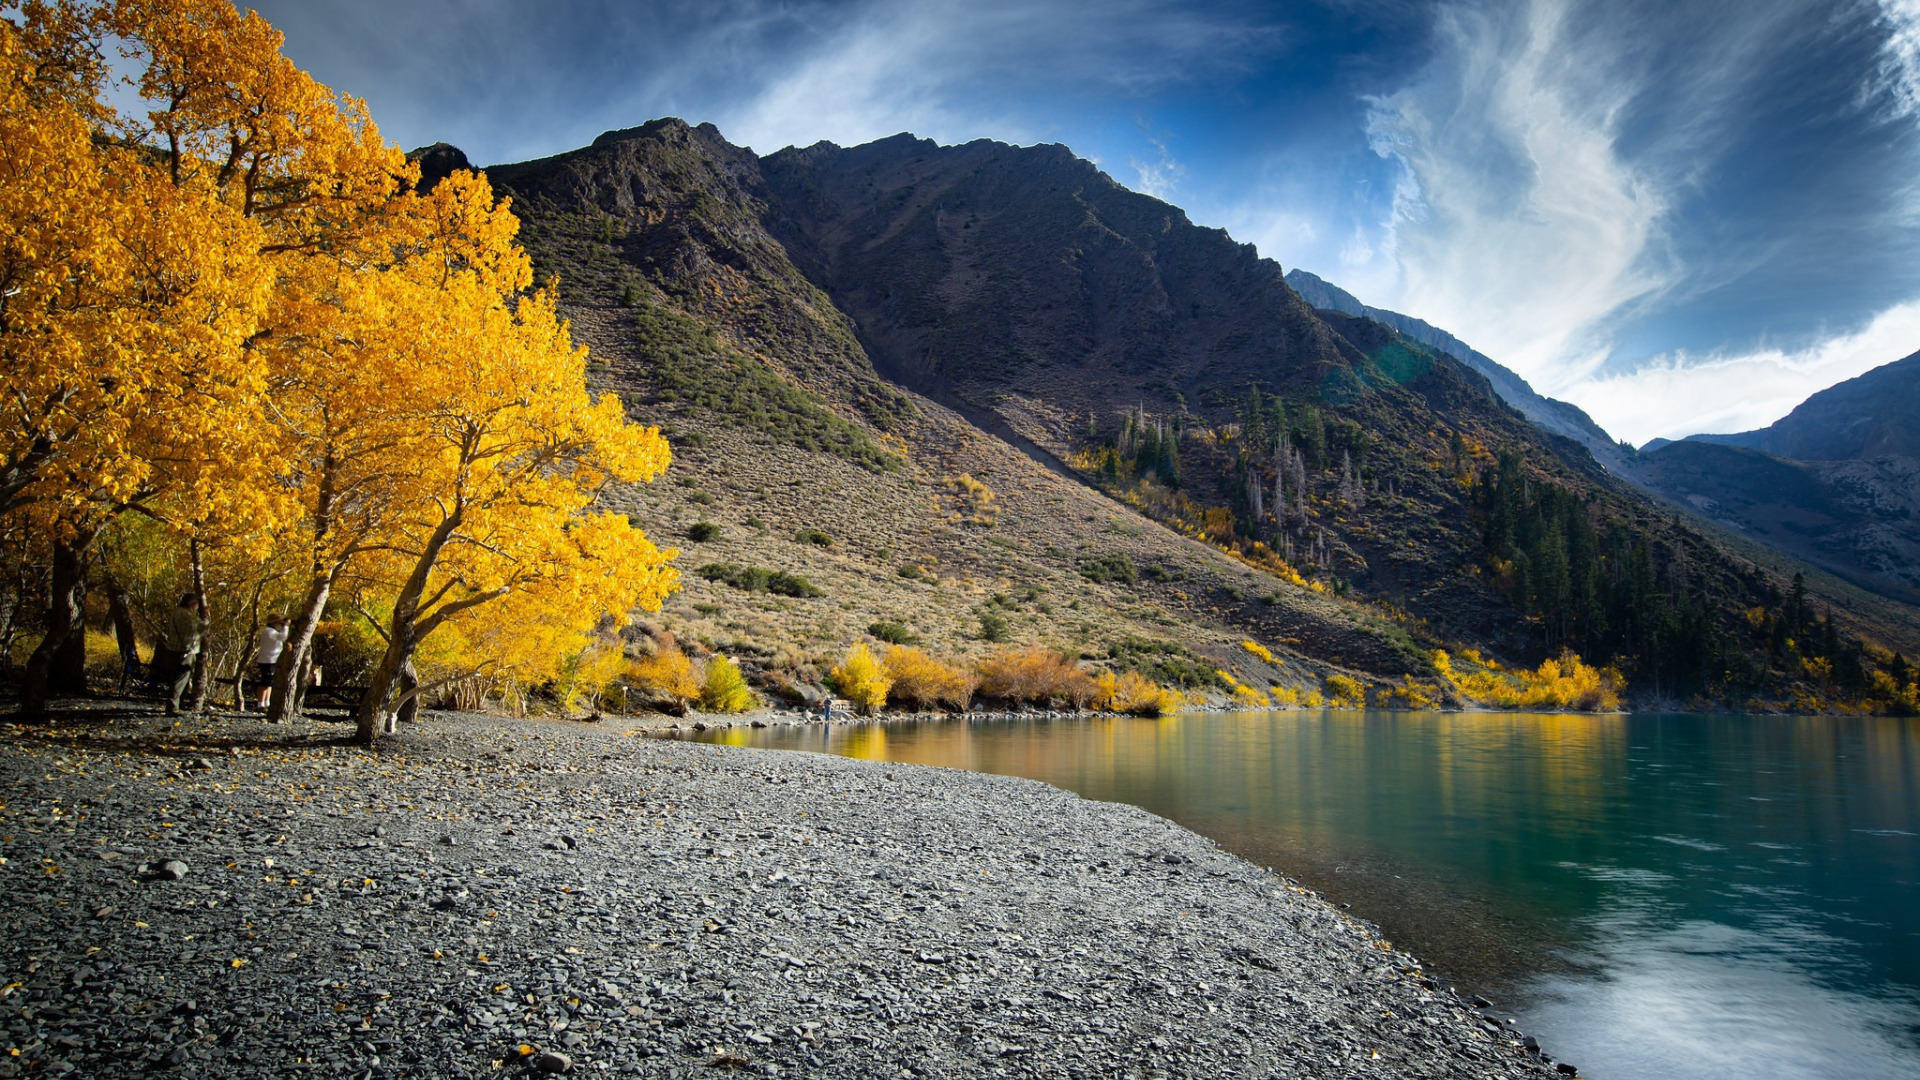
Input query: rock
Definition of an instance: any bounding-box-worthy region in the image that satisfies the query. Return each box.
[530,1049,572,1073]
[373,826,386,838]
[155,859,188,881]
[1472,995,1494,1008]
[558,1031,585,1048]
[1555,1065,1578,1076]
[559,835,577,850]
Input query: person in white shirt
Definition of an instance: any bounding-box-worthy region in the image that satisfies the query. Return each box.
[253,614,289,710]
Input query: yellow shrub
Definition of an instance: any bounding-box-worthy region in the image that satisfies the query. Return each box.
[1324,674,1367,707]
[699,655,755,713]
[882,646,976,710]
[554,640,629,712]
[629,636,702,704]
[1095,670,1179,716]
[1438,649,1624,712]
[1270,685,1302,707]
[1240,640,1275,663]
[977,646,1098,707]
[831,643,892,713]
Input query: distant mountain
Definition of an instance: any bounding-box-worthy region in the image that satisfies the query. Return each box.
[1687,349,1920,460]
[1633,350,1920,604]
[1634,441,1920,603]
[1285,269,1627,471]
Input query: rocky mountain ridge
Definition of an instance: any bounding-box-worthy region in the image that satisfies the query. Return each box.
[1284,269,1627,471]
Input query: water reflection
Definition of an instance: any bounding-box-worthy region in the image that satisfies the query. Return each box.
[692,711,1920,1080]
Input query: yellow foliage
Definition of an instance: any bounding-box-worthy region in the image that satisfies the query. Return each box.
[1094,670,1180,716]
[1240,640,1275,663]
[881,646,976,711]
[940,474,997,526]
[629,638,702,704]
[831,643,892,713]
[1324,674,1367,708]
[1270,685,1302,707]
[1438,649,1624,712]
[976,646,1098,707]
[699,656,754,714]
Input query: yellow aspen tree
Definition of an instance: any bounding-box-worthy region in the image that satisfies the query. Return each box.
[2,5,280,713]
[342,211,677,741]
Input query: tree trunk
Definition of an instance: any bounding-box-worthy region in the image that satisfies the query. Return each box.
[268,574,334,723]
[106,579,137,692]
[19,531,98,718]
[188,538,211,714]
[397,658,420,725]
[356,623,415,743]
[356,508,472,744]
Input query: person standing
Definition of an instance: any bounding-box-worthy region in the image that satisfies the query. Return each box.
[158,594,205,717]
[252,614,288,711]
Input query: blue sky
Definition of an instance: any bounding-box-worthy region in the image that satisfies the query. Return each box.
[246,0,1920,444]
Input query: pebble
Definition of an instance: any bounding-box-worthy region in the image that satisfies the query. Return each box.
[0,709,1562,1080]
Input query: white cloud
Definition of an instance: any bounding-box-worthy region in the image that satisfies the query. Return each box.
[715,0,1277,155]
[1130,136,1183,202]
[1562,298,1920,446]
[1362,0,1671,391]
[1877,0,1920,117]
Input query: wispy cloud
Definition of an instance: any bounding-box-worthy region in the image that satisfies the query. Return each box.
[1361,0,1671,388]
[1129,134,1184,202]
[1565,299,1920,445]
[718,0,1281,154]
[1876,0,1920,117]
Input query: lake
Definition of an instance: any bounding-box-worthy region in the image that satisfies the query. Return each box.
[690,710,1920,1080]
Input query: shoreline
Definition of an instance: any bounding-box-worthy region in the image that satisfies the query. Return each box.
[1,705,1565,1078]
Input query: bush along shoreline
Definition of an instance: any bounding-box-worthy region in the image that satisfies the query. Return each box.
[0,707,1571,1079]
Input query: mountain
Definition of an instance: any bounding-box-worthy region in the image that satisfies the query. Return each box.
[1628,350,1920,604]
[472,119,1920,710]
[1284,269,1627,471]
[1632,442,1920,602]
[1687,349,1920,460]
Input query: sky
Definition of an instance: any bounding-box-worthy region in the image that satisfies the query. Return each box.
[242,0,1920,445]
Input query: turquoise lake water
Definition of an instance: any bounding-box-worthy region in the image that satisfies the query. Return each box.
[690,711,1920,1080]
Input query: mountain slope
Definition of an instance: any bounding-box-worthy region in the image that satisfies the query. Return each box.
[474,120,1920,711]
[1688,349,1920,460]
[1632,442,1920,603]
[1629,350,1920,606]
[1285,269,1626,471]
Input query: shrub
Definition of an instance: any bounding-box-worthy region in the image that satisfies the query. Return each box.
[896,563,924,580]
[1324,674,1367,708]
[1078,553,1138,585]
[766,571,822,597]
[977,647,1099,707]
[1240,640,1275,663]
[687,521,722,542]
[978,611,1010,642]
[697,562,821,597]
[867,621,919,645]
[687,490,715,506]
[629,637,702,705]
[1095,670,1180,716]
[795,528,834,548]
[1217,669,1272,708]
[1108,638,1229,690]
[699,655,755,713]
[1433,649,1623,711]
[830,643,891,713]
[882,646,976,710]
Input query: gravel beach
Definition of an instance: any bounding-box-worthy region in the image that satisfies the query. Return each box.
[0,706,1563,1078]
